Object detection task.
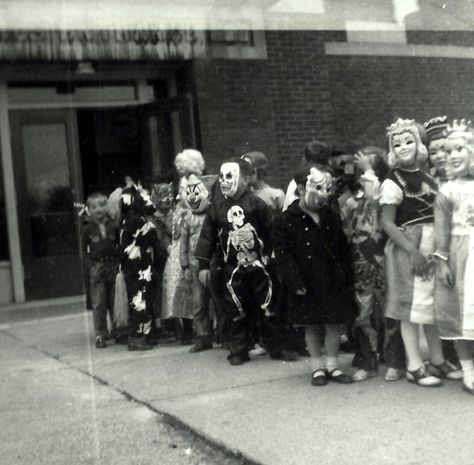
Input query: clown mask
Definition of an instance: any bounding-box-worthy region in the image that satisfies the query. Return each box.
[184,175,211,213]
[219,162,240,198]
[151,183,174,213]
[304,167,334,211]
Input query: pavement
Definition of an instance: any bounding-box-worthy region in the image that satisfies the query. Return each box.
[1,308,472,465]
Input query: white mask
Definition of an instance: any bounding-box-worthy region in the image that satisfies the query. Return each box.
[219,162,240,198]
[304,167,334,211]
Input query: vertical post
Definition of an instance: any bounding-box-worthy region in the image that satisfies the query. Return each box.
[0,82,25,302]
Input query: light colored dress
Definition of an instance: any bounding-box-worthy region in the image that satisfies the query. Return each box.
[434,179,474,340]
[380,168,438,324]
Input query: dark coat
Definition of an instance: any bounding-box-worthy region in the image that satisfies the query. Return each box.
[272,201,356,326]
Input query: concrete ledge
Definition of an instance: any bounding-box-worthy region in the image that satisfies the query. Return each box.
[0,295,87,325]
[325,41,474,59]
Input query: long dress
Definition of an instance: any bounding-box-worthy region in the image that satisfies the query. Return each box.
[160,202,192,319]
[434,178,474,340]
[380,168,438,324]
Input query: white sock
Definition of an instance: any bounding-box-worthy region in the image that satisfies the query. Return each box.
[326,356,339,373]
[311,357,325,372]
[459,359,474,388]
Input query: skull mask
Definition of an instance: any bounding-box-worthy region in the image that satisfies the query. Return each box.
[304,167,334,211]
[219,162,240,198]
[227,205,245,228]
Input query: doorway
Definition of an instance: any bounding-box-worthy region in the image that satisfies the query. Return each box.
[10,83,198,300]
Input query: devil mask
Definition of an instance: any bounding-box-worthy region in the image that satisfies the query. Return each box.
[219,162,240,198]
[151,183,174,213]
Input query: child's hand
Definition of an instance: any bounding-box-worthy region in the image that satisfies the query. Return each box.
[295,287,307,296]
[409,250,429,277]
[354,151,372,173]
[183,268,192,282]
[198,270,210,287]
[437,261,455,288]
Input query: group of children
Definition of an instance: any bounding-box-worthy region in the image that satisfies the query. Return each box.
[81,115,474,396]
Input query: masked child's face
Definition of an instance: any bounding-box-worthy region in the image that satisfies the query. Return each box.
[88,196,108,222]
[446,136,472,178]
[303,167,334,211]
[330,153,355,175]
[392,132,417,167]
[152,183,174,212]
[184,176,210,213]
[219,162,242,198]
[428,138,447,174]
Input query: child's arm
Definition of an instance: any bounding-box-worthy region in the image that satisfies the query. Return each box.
[360,170,381,206]
[195,205,218,286]
[272,214,306,294]
[434,189,454,287]
[380,205,428,276]
[179,217,192,281]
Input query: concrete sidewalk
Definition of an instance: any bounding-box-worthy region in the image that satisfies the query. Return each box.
[1,310,471,465]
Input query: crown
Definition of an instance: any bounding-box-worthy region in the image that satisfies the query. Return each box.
[446,118,472,135]
[386,117,417,136]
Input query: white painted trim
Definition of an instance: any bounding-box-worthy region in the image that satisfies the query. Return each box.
[325,42,474,60]
[0,82,25,302]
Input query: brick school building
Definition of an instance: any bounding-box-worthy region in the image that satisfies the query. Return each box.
[1,0,473,304]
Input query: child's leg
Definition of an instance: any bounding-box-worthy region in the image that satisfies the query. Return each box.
[384,318,406,370]
[423,324,445,366]
[324,324,341,372]
[189,267,212,352]
[305,325,324,369]
[352,289,378,374]
[89,263,108,344]
[400,321,424,371]
[456,340,474,391]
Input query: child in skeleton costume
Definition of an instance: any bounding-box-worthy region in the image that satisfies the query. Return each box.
[341,147,393,381]
[161,149,205,343]
[434,120,474,394]
[195,158,274,366]
[380,118,461,387]
[120,184,157,351]
[273,167,356,387]
[179,174,217,353]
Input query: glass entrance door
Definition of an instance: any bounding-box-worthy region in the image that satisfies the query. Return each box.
[10,109,84,300]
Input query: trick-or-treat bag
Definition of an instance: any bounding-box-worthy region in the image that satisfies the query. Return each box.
[114,271,129,329]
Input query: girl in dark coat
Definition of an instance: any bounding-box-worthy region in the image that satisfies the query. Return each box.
[273,166,357,386]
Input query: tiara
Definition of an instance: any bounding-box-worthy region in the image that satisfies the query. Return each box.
[446,118,472,135]
[424,116,448,135]
[386,118,417,136]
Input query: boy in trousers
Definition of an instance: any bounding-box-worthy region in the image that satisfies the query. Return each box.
[195,158,275,365]
[82,192,120,348]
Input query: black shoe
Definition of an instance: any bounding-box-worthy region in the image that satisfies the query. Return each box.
[189,340,213,353]
[128,338,153,351]
[95,337,107,349]
[311,369,328,386]
[228,354,250,366]
[326,368,353,384]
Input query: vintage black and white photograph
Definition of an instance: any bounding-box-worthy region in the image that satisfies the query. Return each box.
[1,1,473,464]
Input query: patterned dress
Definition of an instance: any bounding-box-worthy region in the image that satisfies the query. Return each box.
[434,179,474,340]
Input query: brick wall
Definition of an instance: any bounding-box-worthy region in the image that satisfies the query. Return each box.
[327,54,474,150]
[192,58,278,182]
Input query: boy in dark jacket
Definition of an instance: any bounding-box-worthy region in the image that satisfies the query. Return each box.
[195,158,274,365]
[273,166,357,386]
[82,192,120,349]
